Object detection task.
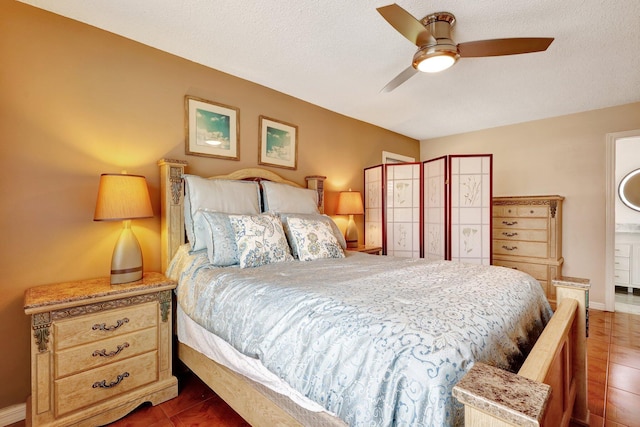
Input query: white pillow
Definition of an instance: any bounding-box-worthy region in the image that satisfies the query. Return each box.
[279,213,346,256]
[200,211,238,266]
[228,213,293,268]
[261,181,319,214]
[183,175,261,251]
[285,217,345,261]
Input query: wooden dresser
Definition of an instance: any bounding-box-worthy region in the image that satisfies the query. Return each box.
[24,272,178,426]
[492,195,564,305]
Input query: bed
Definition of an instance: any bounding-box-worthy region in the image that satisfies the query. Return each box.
[157,159,590,427]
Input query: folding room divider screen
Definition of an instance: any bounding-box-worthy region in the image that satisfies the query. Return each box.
[365,154,492,264]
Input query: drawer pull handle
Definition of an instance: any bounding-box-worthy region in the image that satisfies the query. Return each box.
[92,372,129,389]
[502,232,518,237]
[92,342,130,358]
[92,318,129,332]
[502,245,518,251]
[502,221,518,226]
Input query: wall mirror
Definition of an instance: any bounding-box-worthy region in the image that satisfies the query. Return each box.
[619,168,640,211]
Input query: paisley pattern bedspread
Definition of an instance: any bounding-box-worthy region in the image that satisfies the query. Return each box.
[169,248,553,427]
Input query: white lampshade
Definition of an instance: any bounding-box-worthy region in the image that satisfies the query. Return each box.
[94,174,153,284]
[336,191,364,248]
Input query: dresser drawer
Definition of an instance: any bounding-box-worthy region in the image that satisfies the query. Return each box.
[493,240,548,258]
[493,228,548,242]
[54,302,157,351]
[55,327,158,379]
[492,217,549,230]
[493,206,549,218]
[492,260,548,281]
[55,351,158,416]
[614,256,630,271]
[615,269,630,284]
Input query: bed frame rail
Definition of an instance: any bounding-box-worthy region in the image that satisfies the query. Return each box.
[454,277,590,427]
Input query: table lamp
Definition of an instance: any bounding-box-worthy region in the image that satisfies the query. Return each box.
[336,190,364,248]
[94,173,153,284]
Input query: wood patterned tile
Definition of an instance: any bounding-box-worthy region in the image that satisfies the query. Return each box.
[170,397,250,427]
[610,344,640,370]
[107,404,169,427]
[606,386,640,427]
[585,413,604,427]
[588,378,607,417]
[607,363,640,395]
[589,338,612,362]
[160,372,216,418]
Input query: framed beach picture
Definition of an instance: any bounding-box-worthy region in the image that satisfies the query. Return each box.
[185,95,240,160]
[259,116,298,170]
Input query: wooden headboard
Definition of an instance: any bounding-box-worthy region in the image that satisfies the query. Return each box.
[157,159,326,272]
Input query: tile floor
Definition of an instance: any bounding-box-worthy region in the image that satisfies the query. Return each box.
[615,286,640,315]
[9,309,640,427]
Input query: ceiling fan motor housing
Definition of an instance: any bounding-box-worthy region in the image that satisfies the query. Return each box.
[413,12,459,71]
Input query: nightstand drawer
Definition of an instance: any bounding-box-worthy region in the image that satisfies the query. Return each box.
[54,302,157,351]
[55,351,158,416]
[55,327,158,379]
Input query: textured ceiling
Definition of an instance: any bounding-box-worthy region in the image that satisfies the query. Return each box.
[18,0,640,140]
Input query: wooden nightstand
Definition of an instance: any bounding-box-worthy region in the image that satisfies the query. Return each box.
[348,245,383,255]
[24,272,178,427]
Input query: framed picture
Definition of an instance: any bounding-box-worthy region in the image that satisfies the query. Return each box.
[185,95,240,160]
[382,151,415,164]
[259,116,298,170]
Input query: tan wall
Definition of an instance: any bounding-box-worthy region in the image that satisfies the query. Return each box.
[420,102,640,309]
[0,2,418,408]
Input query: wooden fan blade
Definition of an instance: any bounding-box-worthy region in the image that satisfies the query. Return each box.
[377,3,435,47]
[381,66,418,93]
[458,37,554,58]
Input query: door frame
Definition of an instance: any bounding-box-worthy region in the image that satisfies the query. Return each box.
[605,129,640,311]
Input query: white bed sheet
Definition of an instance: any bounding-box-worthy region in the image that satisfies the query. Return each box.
[176,304,328,414]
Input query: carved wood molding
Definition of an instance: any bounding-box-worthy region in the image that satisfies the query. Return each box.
[493,197,562,218]
[170,166,184,206]
[32,312,51,352]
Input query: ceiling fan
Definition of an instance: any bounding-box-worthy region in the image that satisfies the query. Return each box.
[377,3,554,92]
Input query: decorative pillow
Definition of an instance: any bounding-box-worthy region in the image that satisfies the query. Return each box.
[183,175,261,251]
[284,217,345,261]
[228,214,293,268]
[200,211,238,266]
[261,181,319,214]
[279,213,347,257]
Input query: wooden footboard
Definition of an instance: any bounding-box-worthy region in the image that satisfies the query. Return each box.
[454,277,590,427]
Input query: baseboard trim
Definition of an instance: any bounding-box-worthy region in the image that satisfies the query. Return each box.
[0,403,25,427]
[590,301,606,311]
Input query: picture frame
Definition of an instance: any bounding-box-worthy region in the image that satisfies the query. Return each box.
[185,95,240,160]
[259,116,298,170]
[382,150,415,164]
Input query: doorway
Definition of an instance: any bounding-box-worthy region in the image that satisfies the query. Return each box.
[606,130,640,313]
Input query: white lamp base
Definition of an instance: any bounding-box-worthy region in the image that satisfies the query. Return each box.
[110,220,143,284]
[345,214,359,248]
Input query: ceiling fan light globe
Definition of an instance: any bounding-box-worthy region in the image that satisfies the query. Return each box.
[417,54,456,72]
[413,46,459,73]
